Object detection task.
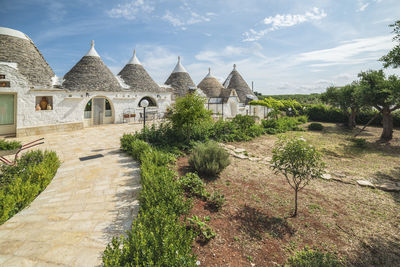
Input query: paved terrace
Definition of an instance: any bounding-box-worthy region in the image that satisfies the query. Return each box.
[0,123,147,266]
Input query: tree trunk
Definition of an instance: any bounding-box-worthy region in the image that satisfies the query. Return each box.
[293,189,298,217]
[348,109,357,129]
[381,107,393,141]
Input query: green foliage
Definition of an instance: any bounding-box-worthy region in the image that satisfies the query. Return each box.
[286,246,342,267]
[189,141,230,177]
[261,94,322,105]
[210,117,264,142]
[206,190,225,211]
[350,138,368,148]
[321,84,362,128]
[169,93,212,142]
[305,104,347,123]
[0,139,21,151]
[358,70,400,140]
[304,104,400,127]
[380,20,400,69]
[187,215,216,242]
[308,122,324,131]
[250,97,303,118]
[271,137,325,216]
[296,115,308,124]
[103,140,197,266]
[358,70,400,111]
[0,150,60,224]
[262,116,304,134]
[178,172,207,199]
[120,135,152,162]
[232,114,256,130]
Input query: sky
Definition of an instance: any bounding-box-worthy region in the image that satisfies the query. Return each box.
[1,0,400,95]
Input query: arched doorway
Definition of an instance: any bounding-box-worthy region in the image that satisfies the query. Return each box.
[84,96,114,126]
[138,96,157,107]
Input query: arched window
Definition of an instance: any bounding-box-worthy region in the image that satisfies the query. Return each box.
[105,99,112,117]
[84,99,92,118]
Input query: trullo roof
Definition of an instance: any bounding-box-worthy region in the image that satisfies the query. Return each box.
[62,40,122,91]
[197,68,224,98]
[0,27,55,87]
[223,64,256,103]
[164,56,195,97]
[118,50,162,92]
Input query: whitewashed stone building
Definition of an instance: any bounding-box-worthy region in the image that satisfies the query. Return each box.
[0,27,260,137]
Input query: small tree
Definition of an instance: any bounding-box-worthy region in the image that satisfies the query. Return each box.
[271,137,325,217]
[321,83,362,129]
[169,93,212,143]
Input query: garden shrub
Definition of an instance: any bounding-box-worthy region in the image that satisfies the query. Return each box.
[206,190,225,211]
[0,150,60,224]
[120,135,152,162]
[0,139,21,151]
[308,122,324,131]
[189,141,230,177]
[103,137,197,266]
[286,246,341,267]
[296,115,308,124]
[231,114,256,130]
[178,172,207,199]
[187,215,216,243]
[305,104,347,123]
[210,115,264,142]
[262,116,304,134]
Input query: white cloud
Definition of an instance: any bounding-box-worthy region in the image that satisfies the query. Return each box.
[243,7,327,42]
[108,0,154,20]
[162,11,184,27]
[357,0,383,12]
[297,35,393,66]
[162,3,214,30]
[195,44,267,64]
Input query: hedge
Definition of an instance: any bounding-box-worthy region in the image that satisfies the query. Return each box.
[0,150,60,224]
[102,135,197,266]
[304,104,400,127]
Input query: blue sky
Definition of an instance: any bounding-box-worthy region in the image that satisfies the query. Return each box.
[1,0,400,94]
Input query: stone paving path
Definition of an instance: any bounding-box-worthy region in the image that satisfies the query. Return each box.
[0,123,144,266]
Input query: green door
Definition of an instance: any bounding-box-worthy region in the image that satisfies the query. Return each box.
[0,94,15,135]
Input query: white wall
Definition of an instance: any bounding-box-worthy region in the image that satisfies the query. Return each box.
[0,64,173,133]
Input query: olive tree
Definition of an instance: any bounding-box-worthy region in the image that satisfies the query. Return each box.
[270,137,325,217]
[321,83,362,129]
[358,70,400,141]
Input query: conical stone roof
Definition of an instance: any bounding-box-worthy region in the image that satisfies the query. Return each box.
[0,27,55,87]
[197,68,224,98]
[165,56,195,97]
[118,50,161,92]
[223,64,255,103]
[63,41,121,91]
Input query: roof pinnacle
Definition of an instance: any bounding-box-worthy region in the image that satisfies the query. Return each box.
[85,40,100,57]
